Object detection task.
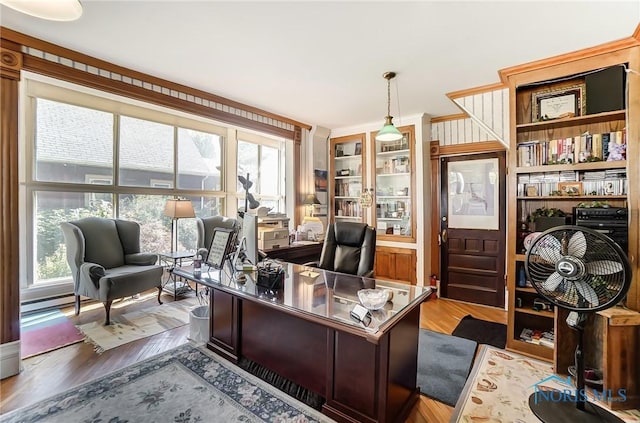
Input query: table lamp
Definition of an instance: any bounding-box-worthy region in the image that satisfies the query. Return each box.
[164,198,195,253]
[302,194,323,241]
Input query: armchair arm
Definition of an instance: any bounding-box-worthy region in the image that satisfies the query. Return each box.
[197,248,208,261]
[125,253,158,266]
[79,262,106,289]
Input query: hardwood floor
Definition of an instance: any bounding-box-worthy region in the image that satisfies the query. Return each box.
[1,293,507,422]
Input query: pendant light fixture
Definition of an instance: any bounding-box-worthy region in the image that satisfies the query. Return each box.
[0,0,83,21]
[375,71,403,142]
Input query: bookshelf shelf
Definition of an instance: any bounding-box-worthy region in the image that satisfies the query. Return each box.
[515,160,626,173]
[516,110,626,131]
[516,195,627,200]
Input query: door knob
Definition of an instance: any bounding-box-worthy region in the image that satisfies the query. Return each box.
[441,229,448,243]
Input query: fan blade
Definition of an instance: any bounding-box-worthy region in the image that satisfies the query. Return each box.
[574,280,599,307]
[585,260,623,275]
[542,272,564,291]
[567,231,586,258]
[536,236,562,263]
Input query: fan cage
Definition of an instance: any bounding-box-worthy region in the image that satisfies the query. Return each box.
[525,225,630,312]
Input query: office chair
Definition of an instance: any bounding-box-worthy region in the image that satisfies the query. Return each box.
[314,221,376,277]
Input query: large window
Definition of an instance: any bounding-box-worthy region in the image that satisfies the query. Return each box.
[237,133,285,213]
[24,80,228,290]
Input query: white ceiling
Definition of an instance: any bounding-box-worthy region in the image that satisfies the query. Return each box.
[1,1,639,130]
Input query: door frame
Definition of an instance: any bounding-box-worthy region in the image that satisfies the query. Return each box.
[429,140,507,297]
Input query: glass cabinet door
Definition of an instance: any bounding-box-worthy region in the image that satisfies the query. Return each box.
[371,125,415,242]
[329,134,365,223]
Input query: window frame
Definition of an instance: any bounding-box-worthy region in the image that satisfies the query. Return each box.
[20,76,233,300]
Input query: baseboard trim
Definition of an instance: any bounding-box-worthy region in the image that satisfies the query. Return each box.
[0,340,21,379]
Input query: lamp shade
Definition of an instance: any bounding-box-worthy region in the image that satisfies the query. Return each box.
[303,194,321,205]
[376,119,404,142]
[0,0,83,21]
[164,199,195,219]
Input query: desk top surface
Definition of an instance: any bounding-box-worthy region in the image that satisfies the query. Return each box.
[173,262,431,336]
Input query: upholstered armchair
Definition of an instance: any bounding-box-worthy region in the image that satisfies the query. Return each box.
[61,217,164,325]
[196,216,239,262]
[314,221,377,277]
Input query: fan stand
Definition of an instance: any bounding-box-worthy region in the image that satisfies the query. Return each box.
[529,312,623,423]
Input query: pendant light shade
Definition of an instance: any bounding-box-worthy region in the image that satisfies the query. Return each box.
[0,0,83,21]
[375,71,403,142]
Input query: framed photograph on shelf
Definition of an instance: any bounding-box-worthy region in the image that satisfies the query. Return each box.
[531,84,586,122]
[558,181,583,196]
[526,185,539,197]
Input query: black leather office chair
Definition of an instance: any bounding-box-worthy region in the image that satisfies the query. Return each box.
[315,221,376,277]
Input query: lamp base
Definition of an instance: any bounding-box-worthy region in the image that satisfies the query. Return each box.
[529,392,623,423]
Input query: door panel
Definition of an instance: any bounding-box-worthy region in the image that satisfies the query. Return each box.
[440,152,506,308]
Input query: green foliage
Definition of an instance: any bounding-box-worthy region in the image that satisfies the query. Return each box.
[38,243,70,280]
[528,207,566,222]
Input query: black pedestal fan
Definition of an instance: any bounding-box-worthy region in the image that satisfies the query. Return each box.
[525,225,631,423]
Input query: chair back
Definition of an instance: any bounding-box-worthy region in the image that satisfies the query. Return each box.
[197,216,239,258]
[66,217,131,269]
[318,221,376,276]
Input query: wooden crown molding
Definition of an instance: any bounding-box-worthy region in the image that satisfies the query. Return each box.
[446,82,506,100]
[0,27,312,131]
[499,34,640,82]
[0,47,21,80]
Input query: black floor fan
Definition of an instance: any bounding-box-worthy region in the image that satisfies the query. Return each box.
[525,225,631,423]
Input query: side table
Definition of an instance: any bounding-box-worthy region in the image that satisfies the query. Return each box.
[158,251,195,300]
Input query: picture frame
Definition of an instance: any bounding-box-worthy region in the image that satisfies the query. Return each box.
[206,227,236,269]
[354,142,362,156]
[531,84,586,122]
[558,181,583,196]
[526,185,539,197]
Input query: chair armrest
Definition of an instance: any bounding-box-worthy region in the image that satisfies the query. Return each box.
[79,262,106,288]
[302,261,319,268]
[197,248,208,260]
[125,253,158,266]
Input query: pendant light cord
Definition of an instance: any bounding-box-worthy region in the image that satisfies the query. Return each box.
[387,76,392,118]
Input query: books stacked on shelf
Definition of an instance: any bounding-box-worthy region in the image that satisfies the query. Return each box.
[517,168,627,197]
[516,130,626,167]
[520,328,554,349]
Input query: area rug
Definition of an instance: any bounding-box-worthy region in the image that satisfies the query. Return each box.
[0,343,333,423]
[451,345,640,422]
[417,329,478,407]
[77,297,200,353]
[452,315,507,348]
[20,309,84,358]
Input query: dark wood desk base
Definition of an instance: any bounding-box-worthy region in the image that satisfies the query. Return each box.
[263,242,323,264]
[207,289,422,423]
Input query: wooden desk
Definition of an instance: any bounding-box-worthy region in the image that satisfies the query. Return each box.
[173,264,432,423]
[263,242,323,264]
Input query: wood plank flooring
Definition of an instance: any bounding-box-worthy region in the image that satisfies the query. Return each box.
[1,293,507,422]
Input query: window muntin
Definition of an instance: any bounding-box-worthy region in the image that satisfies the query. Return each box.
[26,83,231,288]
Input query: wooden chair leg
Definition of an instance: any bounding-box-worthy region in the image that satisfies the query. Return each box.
[157,287,163,305]
[75,295,81,316]
[103,300,113,325]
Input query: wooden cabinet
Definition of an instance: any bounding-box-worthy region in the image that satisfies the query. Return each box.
[504,44,639,367]
[329,133,366,224]
[374,246,416,285]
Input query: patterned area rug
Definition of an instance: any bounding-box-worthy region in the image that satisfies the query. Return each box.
[452,345,640,422]
[0,343,333,423]
[77,297,199,353]
[21,309,84,358]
